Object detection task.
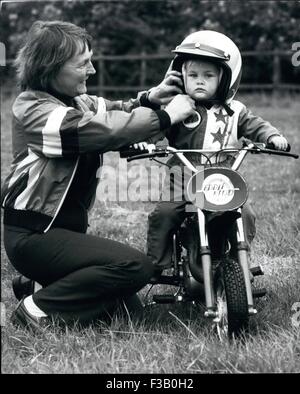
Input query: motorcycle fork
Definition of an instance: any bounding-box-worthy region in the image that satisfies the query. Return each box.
[197,208,217,318]
[198,208,257,318]
[236,209,257,315]
[172,232,180,277]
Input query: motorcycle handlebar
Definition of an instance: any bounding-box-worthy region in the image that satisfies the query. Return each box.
[119,144,299,162]
[266,142,291,152]
[119,147,168,161]
[249,143,298,159]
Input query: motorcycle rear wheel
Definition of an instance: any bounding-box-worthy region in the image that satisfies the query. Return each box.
[214,258,249,339]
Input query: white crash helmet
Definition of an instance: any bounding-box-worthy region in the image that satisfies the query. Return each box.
[171,30,242,110]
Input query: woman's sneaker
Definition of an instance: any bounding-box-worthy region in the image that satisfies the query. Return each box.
[11,299,50,332]
[12,276,35,301]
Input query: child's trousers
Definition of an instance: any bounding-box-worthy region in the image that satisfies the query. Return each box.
[147,199,256,269]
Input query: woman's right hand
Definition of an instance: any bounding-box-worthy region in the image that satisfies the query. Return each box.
[164,94,196,125]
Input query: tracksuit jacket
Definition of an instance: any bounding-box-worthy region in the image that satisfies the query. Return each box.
[1,90,168,233]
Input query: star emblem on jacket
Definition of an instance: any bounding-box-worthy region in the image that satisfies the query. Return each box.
[211,127,226,147]
[210,109,229,148]
[214,109,227,124]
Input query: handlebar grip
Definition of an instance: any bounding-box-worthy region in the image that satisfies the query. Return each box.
[266,142,291,152]
[127,152,155,162]
[263,143,298,158]
[127,150,168,162]
[119,146,149,158]
[119,146,168,161]
[259,147,298,159]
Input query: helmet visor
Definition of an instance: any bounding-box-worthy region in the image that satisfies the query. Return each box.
[173,42,231,61]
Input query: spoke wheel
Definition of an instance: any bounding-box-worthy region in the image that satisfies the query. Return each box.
[214,283,228,340]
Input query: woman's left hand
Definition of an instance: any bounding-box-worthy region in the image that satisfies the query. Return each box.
[148,71,184,105]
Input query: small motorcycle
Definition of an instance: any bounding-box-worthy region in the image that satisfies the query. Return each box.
[121,141,298,338]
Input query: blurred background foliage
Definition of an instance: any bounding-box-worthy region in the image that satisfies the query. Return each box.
[1,0,300,92]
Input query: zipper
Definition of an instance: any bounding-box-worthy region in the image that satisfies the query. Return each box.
[43,157,80,233]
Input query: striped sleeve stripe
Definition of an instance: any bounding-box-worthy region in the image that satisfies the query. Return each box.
[14,158,43,210]
[42,106,73,157]
[59,109,82,156]
[97,97,107,115]
[8,148,40,189]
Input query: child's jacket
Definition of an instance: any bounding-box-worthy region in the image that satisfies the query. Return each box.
[163,100,281,166]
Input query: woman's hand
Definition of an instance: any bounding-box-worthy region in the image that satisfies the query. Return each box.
[148,71,184,105]
[133,142,149,150]
[164,94,196,125]
[132,142,156,152]
[268,135,289,151]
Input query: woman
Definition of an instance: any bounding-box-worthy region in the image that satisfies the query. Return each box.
[1,20,195,331]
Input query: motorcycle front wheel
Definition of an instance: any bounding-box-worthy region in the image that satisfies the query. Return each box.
[214,258,249,339]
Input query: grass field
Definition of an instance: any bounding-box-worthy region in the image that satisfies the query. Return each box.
[1,91,300,374]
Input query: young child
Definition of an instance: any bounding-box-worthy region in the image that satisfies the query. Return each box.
[145,30,288,272]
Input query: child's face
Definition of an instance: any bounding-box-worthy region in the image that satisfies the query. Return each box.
[183,60,220,101]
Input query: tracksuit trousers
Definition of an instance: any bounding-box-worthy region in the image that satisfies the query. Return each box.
[4,225,154,325]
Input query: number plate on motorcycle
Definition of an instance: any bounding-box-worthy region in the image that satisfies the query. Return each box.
[186,167,248,212]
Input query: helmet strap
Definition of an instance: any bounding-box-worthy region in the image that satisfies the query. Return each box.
[194,98,234,116]
[222,103,234,116]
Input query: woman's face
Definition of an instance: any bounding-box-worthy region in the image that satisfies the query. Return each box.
[50,43,96,97]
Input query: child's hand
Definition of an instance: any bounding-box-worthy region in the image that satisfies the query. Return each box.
[268,135,289,151]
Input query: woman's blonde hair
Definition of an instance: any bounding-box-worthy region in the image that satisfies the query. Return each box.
[15,20,92,91]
